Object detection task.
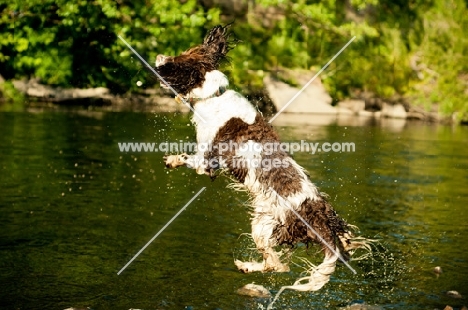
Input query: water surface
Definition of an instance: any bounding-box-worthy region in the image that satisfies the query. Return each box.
[0,112,467,309]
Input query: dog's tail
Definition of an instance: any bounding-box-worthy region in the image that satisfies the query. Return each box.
[337,224,374,260]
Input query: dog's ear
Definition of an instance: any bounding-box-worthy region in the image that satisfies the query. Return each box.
[203,24,236,68]
[156,61,206,95]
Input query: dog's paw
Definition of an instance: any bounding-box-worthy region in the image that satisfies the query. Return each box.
[163,154,173,168]
[235,259,290,273]
[163,153,189,168]
[163,155,172,168]
[234,260,265,273]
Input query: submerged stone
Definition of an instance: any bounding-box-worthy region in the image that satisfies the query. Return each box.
[236,283,271,298]
[433,266,443,274]
[446,290,463,299]
[341,302,383,310]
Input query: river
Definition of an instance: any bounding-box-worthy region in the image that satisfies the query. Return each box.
[0,111,467,309]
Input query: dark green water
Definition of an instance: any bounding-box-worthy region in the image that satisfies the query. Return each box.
[0,112,467,310]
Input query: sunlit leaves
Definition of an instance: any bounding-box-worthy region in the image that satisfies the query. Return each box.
[350,0,379,10]
[409,0,468,119]
[1,0,467,119]
[0,0,221,92]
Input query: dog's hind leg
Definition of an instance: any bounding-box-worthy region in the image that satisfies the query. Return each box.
[235,214,289,273]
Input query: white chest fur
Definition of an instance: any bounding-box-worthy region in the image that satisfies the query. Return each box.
[190,70,257,150]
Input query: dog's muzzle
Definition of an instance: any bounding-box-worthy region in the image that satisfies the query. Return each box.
[155,54,171,89]
[155,54,167,67]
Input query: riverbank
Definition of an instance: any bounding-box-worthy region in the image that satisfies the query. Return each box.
[0,74,457,124]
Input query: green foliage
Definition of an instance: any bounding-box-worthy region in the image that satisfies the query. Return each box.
[1,0,467,120]
[249,0,468,120]
[408,0,468,120]
[0,81,25,111]
[247,0,402,100]
[0,0,220,92]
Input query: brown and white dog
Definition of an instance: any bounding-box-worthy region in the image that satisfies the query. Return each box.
[155,25,370,306]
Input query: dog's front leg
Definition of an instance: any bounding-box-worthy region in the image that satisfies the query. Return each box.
[164,153,191,169]
[164,153,207,175]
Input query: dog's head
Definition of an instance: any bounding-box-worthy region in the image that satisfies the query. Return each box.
[155,25,234,96]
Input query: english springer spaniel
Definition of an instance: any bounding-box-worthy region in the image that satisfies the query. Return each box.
[155,25,370,307]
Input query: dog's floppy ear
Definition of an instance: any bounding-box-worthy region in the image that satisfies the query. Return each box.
[156,60,206,95]
[203,24,235,68]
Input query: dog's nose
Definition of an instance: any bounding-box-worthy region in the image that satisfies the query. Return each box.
[156,54,166,67]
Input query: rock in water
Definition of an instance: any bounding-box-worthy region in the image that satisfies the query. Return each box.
[433,266,443,274]
[237,283,271,298]
[446,290,463,299]
[340,302,383,310]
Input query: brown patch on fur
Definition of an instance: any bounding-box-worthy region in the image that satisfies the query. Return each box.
[272,196,349,255]
[155,25,235,95]
[257,152,303,197]
[206,114,302,196]
[155,61,209,95]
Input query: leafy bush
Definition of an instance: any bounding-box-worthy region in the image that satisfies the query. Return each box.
[408,0,468,120]
[1,0,467,120]
[0,0,220,92]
